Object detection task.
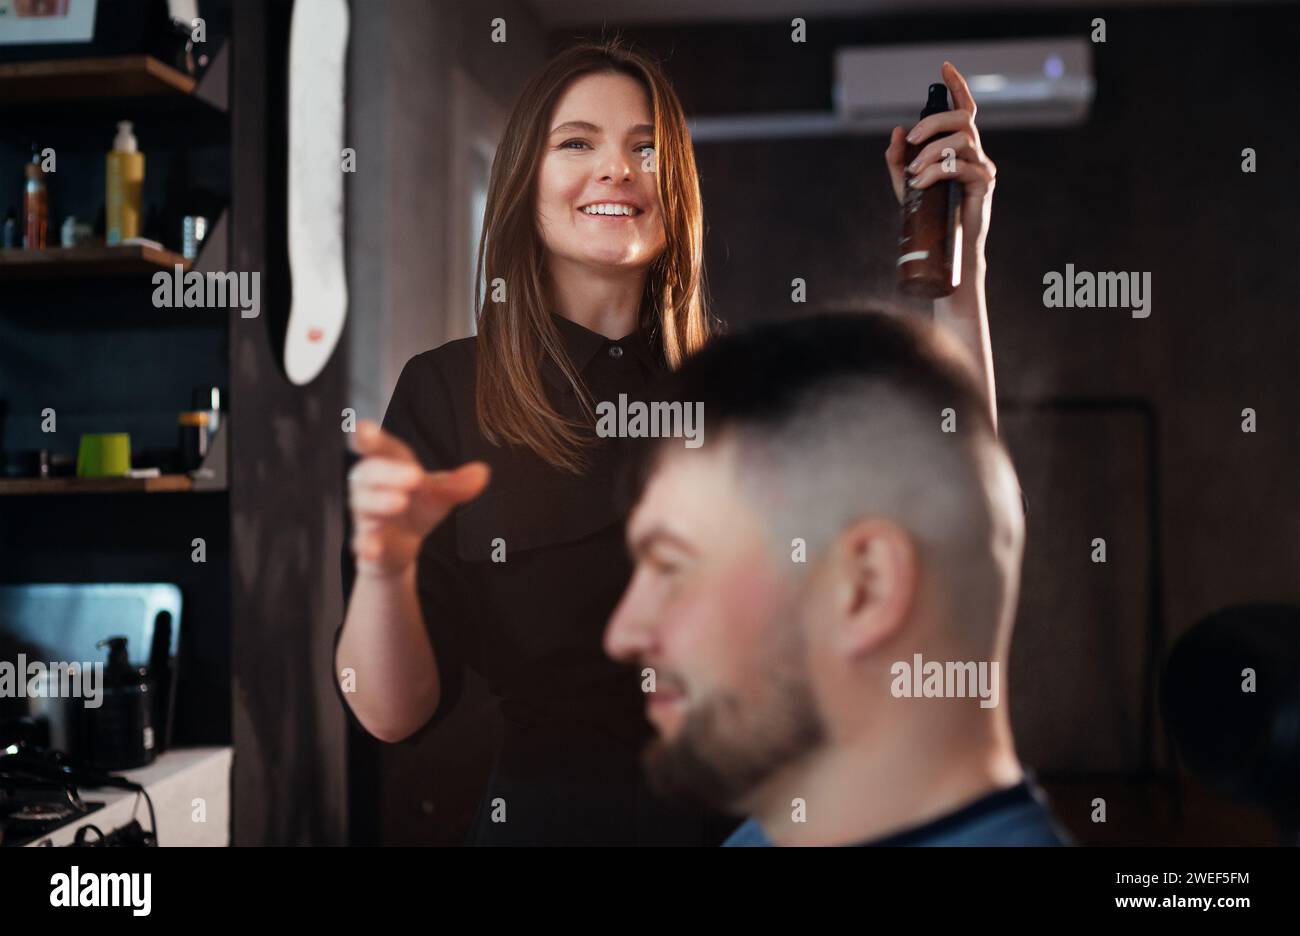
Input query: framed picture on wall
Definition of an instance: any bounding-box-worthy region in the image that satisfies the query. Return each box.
[0,0,97,44]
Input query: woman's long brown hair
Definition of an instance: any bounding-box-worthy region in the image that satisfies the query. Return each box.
[474,38,713,474]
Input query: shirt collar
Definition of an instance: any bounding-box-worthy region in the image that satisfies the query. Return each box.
[723,781,1051,848]
[549,312,610,373]
[856,781,1039,847]
[545,312,664,387]
[722,817,772,847]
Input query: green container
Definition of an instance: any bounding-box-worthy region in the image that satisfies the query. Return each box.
[76,433,132,478]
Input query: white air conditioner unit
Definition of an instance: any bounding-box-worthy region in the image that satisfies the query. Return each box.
[688,37,1094,142]
[835,38,1094,132]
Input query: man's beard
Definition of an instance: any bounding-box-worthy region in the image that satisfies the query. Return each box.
[642,632,825,812]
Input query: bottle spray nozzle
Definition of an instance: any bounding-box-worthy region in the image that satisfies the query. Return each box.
[97,635,130,666]
[923,83,950,117]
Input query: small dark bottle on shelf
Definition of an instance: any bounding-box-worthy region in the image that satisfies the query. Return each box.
[2,207,17,249]
[897,83,961,299]
[23,146,48,251]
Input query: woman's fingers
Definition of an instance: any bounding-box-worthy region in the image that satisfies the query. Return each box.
[885,125,909,204]
[905,62,978,143]
[899,63,992,192]
[907,156,996,194]
[348,456,426,492]
[906,107,979,150]
[351,486,411,518]
[349,419,418,464]
[906,61,981,148]
[419,462,491,505]
[347,444,489,509]
[941,60,978,117]
[889,61,985,206]
[346,448,475,573]
[350,494,424,571]
[907,131,980,177]
[348,456,488,542]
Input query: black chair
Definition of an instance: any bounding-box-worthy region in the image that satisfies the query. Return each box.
[1161,603,1300,845]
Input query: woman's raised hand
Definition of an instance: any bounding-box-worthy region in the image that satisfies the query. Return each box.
[884,60,997,259]
[347,420,490,576]
[883,61,1000,428]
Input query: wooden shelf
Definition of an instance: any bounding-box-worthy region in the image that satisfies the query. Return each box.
[0,474,197,495]
[0,55,197,103]
[0,245,191,278]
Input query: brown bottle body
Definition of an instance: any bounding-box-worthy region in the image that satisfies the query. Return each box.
[897,137,960,299]
[23,162,47,251]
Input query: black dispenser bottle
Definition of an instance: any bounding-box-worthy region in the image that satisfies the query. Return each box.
[82,636,157,771]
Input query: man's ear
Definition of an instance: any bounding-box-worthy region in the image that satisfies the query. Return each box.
[824,518,917,659]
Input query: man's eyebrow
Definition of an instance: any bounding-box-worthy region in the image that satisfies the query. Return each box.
[628,524,697,558]
[550,121,655,137]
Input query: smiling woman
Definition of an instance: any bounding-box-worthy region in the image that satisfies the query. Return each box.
[335,38,726,846]
[475,46,711,474]
[534,74,666,336]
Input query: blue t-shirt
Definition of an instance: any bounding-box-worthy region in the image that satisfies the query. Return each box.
[723,780,1069,847]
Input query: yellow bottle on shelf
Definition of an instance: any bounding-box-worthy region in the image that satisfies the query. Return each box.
[106,120,144,246]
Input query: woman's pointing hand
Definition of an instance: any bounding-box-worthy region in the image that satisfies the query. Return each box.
[347,420,491,576]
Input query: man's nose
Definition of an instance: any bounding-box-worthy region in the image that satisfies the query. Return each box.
[604,583,655,663]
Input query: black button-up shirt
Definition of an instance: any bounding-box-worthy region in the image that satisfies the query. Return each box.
[339,313,731,845]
